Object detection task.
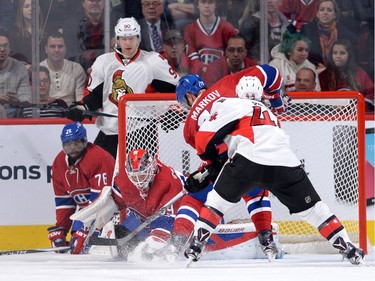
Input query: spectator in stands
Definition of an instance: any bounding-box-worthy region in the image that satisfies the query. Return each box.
[300,0,358,68]
[0,31,31,118]
[164,0,197,31]
[20,66,68,118]
[9,0,46,64]
[62,0,108,73]
[278,0,319,31]
[203,34,258,87]
[161,29,191,77]
[183,0,237,76]
[0,0,15,31]
[40,32,87,106]
[269,29,321,92]
[294,67,317,92]
[138,0,174,53]
[319,39,374,112]
[239,0,289,62]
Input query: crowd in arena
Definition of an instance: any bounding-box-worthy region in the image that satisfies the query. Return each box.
[0,0,373,118]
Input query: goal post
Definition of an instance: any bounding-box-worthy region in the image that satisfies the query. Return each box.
[118,91,367,254]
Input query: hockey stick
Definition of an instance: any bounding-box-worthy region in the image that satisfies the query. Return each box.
[0,246,70,256]
[89,189,186,247]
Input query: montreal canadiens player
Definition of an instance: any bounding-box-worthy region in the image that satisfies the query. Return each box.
[109,148,186,261]
[48,122,115,254]
[66,17,180,158]
[168,66,287,261]
[183,76,365,265]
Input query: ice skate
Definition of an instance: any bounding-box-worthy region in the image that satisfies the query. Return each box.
[333,237,365,265]
[184,237,205,263]
[258,229,280,261]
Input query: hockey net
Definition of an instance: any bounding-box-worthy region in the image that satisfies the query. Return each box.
[118,92,367,254]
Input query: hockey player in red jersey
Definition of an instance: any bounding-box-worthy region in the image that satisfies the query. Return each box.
[183,76,365,265]
[48,122,115,254]
[108,148,186,260]
[168,68,287,261]
[66,17,180,158]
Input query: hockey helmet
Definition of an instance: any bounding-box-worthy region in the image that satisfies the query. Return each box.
[126,149,158,199]
[60,122,87,143]
[115,17,141,37]
[176,74,207,108]
[235,76,263,102]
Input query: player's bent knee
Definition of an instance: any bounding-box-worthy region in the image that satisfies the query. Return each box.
[206,189,237,215]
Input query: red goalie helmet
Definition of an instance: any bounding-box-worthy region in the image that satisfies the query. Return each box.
[126,149,157,199]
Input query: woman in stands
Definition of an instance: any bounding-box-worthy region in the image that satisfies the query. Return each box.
[319,39,374,112]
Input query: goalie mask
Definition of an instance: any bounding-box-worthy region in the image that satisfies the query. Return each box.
[126,149,157,199]
[60,122,87,160]
[235,76,263,102]
[176,74,207,109]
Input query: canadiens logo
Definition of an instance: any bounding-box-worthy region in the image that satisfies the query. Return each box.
[109,70,134,105]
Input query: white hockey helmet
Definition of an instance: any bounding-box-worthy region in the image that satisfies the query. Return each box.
[115,17,141,37]
[235,76,263,101]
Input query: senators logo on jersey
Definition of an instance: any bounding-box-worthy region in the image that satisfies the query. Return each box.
[109,70,134,105]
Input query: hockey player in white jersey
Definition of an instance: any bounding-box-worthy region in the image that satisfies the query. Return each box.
[183,76,366,265]
[66,17,180,158]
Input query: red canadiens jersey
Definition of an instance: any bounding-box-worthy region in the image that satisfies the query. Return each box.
[195,97,301,167]
[184,64,283,148]
[183,17,237,66]
[112,160,185,220]
[86,50,179,135]
[51,143,115,232]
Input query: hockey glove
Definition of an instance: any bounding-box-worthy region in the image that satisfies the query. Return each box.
[47,226,68,253]
[69,229,89,254]
[185,170,211,193]
[161,106,187,133]
[65,101,88,122]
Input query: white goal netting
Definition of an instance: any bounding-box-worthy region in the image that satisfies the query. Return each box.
[118,92,366,253]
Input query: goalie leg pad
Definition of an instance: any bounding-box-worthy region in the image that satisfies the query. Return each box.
[70,186,118,229]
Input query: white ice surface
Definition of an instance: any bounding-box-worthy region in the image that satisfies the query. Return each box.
[0,249,374,281]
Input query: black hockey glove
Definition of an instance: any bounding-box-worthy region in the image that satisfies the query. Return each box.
[185,170,211,193]
[161,108,187,133]
[65,102,89,122]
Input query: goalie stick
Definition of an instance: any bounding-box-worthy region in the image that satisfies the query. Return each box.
[89,189,186,247]
[88,169,209,247]
[0,246,70,256]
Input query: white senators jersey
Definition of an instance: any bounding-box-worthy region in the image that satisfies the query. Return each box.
[195,97,301,167]
[87,50,179,135]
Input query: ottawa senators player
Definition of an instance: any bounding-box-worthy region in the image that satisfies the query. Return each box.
[66,17,179,158]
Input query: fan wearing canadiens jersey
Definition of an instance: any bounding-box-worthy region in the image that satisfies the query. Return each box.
[109,148,186,261]
[183,0,237,76]
[47,122,115,254]
[166,67,287,262]
[183,77,365,265]
[66,17,179,158]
